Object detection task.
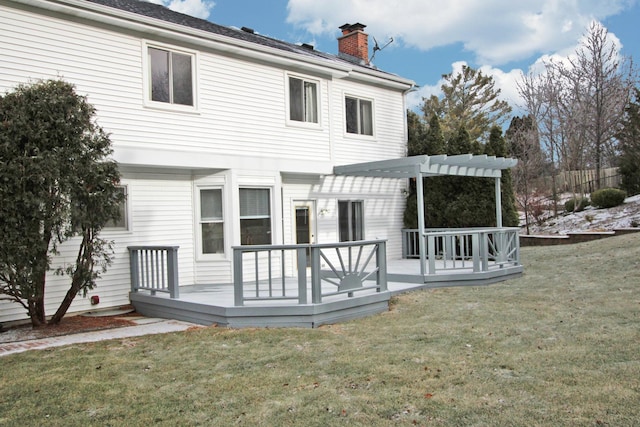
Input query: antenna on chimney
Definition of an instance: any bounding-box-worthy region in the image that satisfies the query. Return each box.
[370,36,394,62]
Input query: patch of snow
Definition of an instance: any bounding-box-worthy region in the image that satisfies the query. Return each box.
[522,194,640,235]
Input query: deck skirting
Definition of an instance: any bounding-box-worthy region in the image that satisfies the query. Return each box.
[130,291,391,328]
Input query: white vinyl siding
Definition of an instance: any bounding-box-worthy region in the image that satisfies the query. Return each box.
[332,81,407,164]
[0,172,196,324]
[0,2,411,322]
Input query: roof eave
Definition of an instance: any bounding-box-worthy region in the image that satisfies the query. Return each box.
[14,0,414,88]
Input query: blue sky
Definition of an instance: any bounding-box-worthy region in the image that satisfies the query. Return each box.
[152,0,640,111]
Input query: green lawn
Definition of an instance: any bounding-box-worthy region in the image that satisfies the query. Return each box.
[1,233,639,426]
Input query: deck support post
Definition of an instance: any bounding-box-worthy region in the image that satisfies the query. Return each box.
[495,176,503,228]
[376,241,387,292]
[472,233,480,272]
[233,249,244,306]
[297,247,308,304]
[129,248,139,293]
[167,246,180,298]
[310,246,322,304]
[415,165,427,276]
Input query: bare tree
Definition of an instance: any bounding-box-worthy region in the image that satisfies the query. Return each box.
[506,116,546,233]
[518,21,636,216]
[556,22,635,189]
[517,71,562,214]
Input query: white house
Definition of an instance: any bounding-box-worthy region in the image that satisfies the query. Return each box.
[0,0,417,324]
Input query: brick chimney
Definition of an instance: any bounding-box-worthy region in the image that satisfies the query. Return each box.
[338,23,369,64]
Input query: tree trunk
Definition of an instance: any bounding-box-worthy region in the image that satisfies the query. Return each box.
[28,293,46,327]
[48,284,81,325]
[49,233,93,325]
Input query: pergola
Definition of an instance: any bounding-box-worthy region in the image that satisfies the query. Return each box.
[334,154,518,275]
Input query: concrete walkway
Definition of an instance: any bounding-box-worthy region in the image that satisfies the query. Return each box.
[0,317,201,357]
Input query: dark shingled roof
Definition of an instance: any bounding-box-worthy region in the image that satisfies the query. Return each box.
[85,0,374,70]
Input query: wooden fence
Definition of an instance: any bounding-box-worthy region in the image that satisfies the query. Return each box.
[538,167,620,194]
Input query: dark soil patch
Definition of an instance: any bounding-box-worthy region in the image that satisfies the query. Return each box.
[0,311,139,344]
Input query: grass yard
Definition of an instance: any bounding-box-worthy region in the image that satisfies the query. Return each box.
[1,233,639,426]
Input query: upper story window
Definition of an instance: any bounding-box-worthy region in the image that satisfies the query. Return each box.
[345,96,373,136]
[147,45,195,107]
[288,76,319,124]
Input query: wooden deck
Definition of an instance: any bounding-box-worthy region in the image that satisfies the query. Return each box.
[130,259,523,328]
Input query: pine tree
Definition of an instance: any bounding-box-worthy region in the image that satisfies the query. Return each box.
[421,64,512,144]
[618,88,640,195]
[486,126,519,227]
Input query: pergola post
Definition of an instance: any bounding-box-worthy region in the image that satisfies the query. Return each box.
[415,165,427,275]
[495,175,503,228]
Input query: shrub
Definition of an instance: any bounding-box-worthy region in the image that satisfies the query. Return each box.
[564,197,590,213]
[590,188,627,209]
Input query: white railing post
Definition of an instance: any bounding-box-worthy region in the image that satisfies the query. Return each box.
[472,233,480,272]
[427,234,436,274]
[401,230,407,259]
[481,232,489,271]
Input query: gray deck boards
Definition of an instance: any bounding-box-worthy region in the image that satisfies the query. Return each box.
[130,259,523,328]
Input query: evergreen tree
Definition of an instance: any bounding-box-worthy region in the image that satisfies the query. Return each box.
[424,113,446,155]
[618,88,640,195]
[407,110,426,156]
[421,64,512,144]
[421,114,448,228]
[0,79,123,327]
[485,126,519,227]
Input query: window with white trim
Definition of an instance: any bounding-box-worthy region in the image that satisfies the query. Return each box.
[148,45,194,106]
[104,186,128,230]
[199,188,224,254]
[288,76,319,123]
[338,200,364,242]
[240,188,272,245]
[345,96,373,135]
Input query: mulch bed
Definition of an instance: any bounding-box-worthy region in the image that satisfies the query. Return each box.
[0,312,139,344]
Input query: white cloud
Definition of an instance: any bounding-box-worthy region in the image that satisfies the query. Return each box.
[146,0,215,20]
[286,0,630,66]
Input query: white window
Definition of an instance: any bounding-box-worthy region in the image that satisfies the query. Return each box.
[338,200,364,242]
[104,186,128,230]
[288,76,319,123]
[199,188,224,254]
[345,96,373,135]
[240,188,271,245]
[147,45,195,107]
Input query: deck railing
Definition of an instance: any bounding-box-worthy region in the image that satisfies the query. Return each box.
[401,228,520,274]
[128,246,179,298]
[233,240,387,306]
